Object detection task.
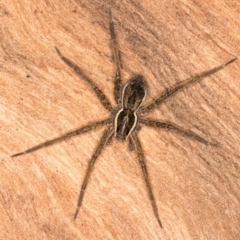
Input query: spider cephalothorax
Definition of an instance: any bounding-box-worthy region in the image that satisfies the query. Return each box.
[12,10,237,228]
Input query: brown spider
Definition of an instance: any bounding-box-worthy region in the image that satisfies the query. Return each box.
[11,10,237,228]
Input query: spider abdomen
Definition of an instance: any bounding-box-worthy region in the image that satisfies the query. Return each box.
[121,74,148,112]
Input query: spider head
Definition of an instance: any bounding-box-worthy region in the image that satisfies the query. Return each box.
[114,75,147,140]
[114,109,136,140]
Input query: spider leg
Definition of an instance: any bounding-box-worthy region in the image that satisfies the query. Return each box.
[140,57,237,115]
[140,118,218,146]
[128,136,135,151]
[74,127,114,220]
[55,47,114,113]
[130,133,163,228]
[11,118,112,157]
[128,124,141,151]
[109,9,122,105]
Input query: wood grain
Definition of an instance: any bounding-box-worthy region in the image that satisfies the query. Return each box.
[0,0,240,239]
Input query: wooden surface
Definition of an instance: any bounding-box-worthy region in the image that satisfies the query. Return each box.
[1,0,240,239]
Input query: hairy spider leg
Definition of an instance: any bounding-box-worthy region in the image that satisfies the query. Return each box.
[11,119,112,157]
[74,128,114,220]
[130,132,163,228]
[140,118,218,146]
[141,57,237,115]
[55,47,114,113]
[128,135,135,151]
[109,8,122,105]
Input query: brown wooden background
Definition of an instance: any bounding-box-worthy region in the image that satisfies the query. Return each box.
[0,0,240,239]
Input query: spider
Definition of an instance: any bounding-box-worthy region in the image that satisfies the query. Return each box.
[11,10,237,229]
